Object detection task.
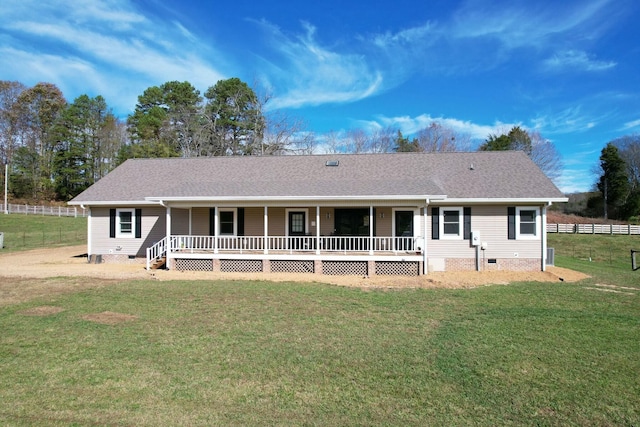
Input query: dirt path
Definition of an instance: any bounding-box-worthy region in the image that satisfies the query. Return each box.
[0,245,589,288]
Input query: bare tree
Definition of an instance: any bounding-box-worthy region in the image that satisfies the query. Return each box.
[529,131,563,183]
[613,134,640,190]
[344,129,369,153]
[369,126,396,153]
[416,122,471,152]
[323,130,342,154]
[0,80,27,165]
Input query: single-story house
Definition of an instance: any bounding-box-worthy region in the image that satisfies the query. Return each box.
[68,151,567,276]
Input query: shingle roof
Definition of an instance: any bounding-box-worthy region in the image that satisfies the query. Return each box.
[69,151,566,204]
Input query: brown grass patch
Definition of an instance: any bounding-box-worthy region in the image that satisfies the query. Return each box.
[81,311,138,325]
[19,305,65,316]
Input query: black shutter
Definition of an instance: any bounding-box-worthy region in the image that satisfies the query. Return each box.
[237,208,245,236]
[109,209,116,238]
[508,207,516,240]
[431,207,439,240]
[135,209,142,238]
[209,208,215,236]
[463,207,471,240]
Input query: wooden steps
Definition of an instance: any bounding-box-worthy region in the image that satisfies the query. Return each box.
[150,257,166,270]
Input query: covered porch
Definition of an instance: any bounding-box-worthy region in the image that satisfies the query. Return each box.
[146,202,429,275]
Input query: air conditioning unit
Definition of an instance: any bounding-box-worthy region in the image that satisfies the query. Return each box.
[546,247,555,266]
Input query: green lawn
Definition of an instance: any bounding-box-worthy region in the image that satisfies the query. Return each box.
[0,214,86,251]
[0,226,639,425]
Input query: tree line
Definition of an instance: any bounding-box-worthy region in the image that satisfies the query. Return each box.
[590,137,640,221]
[1,77,606,210]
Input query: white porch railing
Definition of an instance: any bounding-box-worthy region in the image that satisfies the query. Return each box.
[167,235,419,254]
[146,237,167,270]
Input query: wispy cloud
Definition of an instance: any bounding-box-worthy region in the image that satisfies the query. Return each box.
[0,0,226,114]
[622,118,640,131]
[542,50,616,72]
[451,0,614,48]
[357,113,519,141]
[254,20,384,109]
[531,106,600,134]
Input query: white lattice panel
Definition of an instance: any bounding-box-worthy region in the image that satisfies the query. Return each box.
[271,260,315,273]
[175,259,213,271]
[322,261,368,276]
[220,259,263,273]
[375,261,419,276]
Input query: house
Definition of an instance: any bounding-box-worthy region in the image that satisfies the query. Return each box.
[68,152,567,276]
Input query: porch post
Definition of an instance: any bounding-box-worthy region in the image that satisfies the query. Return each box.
[188,208,192,235]
[316,205,320,255]
[166,206,172,270]
[541,203,548,272]
[369,205,374,255]
[264,206,269,254]
[213,206,219,254]
[423,204,428,275]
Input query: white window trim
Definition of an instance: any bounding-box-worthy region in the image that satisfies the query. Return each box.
[440,207,464,240]
[285,208,309,235]
[116,208,135,239]
[516,207,540,240]
[218,208,237,236]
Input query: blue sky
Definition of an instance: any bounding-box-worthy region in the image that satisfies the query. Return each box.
[2,0,639,193]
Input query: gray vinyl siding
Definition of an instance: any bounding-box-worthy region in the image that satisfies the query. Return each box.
[267,208,286,235]
[171,208,189,235]
[244,207,264,235]
[90,206,165,257]
[192,208,210,235]
[427,205,541,259]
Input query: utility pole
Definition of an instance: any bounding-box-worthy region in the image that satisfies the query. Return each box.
[4,163,8,214]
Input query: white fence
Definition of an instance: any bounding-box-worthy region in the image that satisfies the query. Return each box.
[0,203,86,217]
[547,223,640,235]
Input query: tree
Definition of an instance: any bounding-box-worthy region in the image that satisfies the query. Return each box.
[369,127,396,153]
[13,82,66,199]
[597,143,629,220]
[479,126,562,182]
[479,126,532,153]
[0,80,27,165]
[394,131,420,152]
[51,95,125,200]
[528,131,563,182]
[612,135,640,219]
[125,81,202,160]
[203,78,264,156]
[416,122,468,152]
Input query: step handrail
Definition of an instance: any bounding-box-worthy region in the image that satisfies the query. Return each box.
[146,237,167,270]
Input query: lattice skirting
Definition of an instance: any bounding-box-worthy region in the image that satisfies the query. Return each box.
[271,260,315,274]
[220,259,263,273]
[322,261,368,276]
[375,261,419,276]
[175,259,213,271]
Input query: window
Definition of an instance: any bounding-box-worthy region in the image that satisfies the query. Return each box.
[441,207,463,239]
[219,210,236,235]
[115,208,135,238]
[432,207,471,240]
[109,208,141,238]
[517,207,539,238]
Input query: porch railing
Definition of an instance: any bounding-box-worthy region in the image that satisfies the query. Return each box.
[167,235,420,254]
[146,237,167,270]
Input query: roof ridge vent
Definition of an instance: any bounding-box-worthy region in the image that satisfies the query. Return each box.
[325,160,340,167]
